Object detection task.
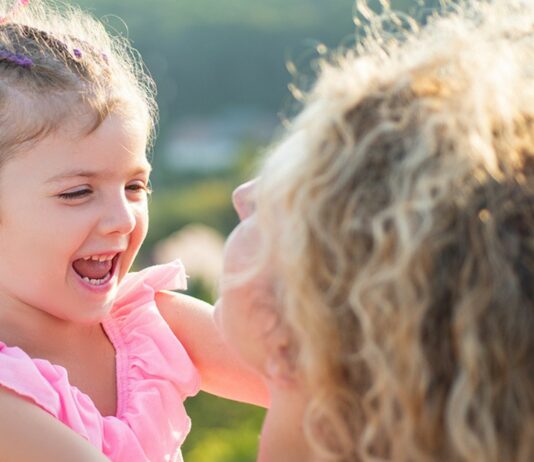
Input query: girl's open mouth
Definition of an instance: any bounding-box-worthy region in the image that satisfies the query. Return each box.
[72,253,120,287]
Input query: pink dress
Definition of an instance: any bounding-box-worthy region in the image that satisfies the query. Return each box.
[0,260,200,462]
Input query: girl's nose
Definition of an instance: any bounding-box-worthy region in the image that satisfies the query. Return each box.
[99,193,137,236]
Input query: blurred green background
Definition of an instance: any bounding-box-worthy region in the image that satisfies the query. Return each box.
[66,1,440,460]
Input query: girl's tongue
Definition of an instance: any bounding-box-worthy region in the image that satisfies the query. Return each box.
[72,258,112,280]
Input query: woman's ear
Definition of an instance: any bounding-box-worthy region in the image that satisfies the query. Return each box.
[245,279,300,386]
[263,321,299,387]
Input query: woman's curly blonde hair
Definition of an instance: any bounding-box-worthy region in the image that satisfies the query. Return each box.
[254,1,534,460]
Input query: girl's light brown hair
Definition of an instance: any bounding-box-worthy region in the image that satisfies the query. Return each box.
[0,0,156,165]
[253,1,534,460]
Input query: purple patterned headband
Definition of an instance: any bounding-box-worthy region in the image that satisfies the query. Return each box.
[0,1,109,69]
[0,48,32,68]
[0,42,108,71]
[71,46,109,64]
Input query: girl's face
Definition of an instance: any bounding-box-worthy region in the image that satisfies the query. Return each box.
[0,114,150,324]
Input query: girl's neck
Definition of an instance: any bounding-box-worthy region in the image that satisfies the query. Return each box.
[0,291,101,355]
[0,288,117,417]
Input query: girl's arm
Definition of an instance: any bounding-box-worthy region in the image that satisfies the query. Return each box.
[0,387,109,462]
[155,290,269,407]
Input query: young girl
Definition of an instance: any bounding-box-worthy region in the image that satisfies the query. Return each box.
[0,1,267,461]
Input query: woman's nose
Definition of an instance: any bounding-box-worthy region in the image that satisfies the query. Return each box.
[232,179,257,220]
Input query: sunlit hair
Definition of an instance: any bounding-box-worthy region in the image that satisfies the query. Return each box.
[253,0,534,460]
[0,0,156,165]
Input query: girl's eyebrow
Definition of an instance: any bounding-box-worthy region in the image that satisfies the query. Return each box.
[45,165,152,184]
[45,169,98,183]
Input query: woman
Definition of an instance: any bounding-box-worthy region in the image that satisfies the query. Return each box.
[215,1,534,461]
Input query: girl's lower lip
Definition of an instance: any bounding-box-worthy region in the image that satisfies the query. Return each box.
[74,270,118,294]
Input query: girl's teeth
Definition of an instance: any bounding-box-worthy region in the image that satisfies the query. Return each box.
[82,255,115,262]
[82,276,100,285]
[81,273,111,286]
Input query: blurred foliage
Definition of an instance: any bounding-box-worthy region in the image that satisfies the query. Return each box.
[183,392,265,462]
[146,180,235,250]
[185,278,216,305]
[69,0,442,190]
[74,0,357,130]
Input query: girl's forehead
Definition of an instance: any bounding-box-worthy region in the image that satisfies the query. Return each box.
[2,114,150,182]
[62,109,149,145]
[68,115,149,164]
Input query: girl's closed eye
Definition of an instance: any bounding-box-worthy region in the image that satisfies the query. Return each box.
[57,187,92,201]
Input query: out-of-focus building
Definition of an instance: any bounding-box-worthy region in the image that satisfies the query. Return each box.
[164,106,277,172]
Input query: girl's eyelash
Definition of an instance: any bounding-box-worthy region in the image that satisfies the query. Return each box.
[127,182,152,195]
[58,189,92,200]
[58,182,152,200]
